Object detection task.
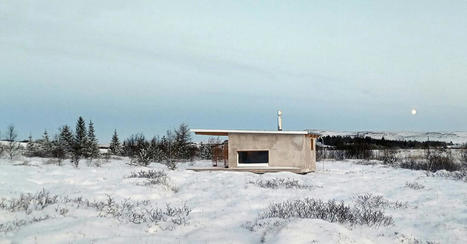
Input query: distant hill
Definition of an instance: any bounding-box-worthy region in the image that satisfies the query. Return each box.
[307,130,467,145]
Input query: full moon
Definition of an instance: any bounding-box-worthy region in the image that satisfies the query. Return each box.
[411,108,417,115]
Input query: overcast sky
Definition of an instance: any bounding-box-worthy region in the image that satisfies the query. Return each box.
[1,0,466,142]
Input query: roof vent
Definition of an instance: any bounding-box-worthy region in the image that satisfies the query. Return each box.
[277,110,283,131]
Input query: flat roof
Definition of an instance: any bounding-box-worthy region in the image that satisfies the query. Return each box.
[191,129,320,137]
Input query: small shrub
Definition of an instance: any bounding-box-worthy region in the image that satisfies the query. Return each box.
[250,198,393,229]
[399,150,460,172]
[250,178,312,189]
[354,193,407,209]
[426,170,467,182]
[129,148,152,166]
[128,169,167,180]
[354,160,377,165]
[1,190,191,232]
[138,148,152,166]
[164,159,177,170]
[0,215,50,233]
[64,195,190,227]
[405,182,425,190]
[71,153,80,168]
[380,149,398,165]
[427,152,459,171]
[97,197,191,227]
[127,170,176,191]
[55,206,69,216]
[399,157,426,171]
[0,189,58,213]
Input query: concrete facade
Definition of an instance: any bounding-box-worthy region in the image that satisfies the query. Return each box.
[228,133,316,172]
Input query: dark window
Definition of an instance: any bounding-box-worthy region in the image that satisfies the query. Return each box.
[238,151,269,164]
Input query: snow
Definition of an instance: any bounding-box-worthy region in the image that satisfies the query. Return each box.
[0,157,466,243]
[270,219,373,244]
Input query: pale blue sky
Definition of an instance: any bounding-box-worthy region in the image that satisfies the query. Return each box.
[1,0,466,142]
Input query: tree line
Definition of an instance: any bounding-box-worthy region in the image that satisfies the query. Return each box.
[116,124,198,169]
[319,135,449,150]
[0,117,218,169]
[317,135,451,160]
[23,117,100,167]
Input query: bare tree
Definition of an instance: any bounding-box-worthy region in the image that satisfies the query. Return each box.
[4,125,21,160]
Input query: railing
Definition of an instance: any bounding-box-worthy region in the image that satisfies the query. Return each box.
[212,141,228,168]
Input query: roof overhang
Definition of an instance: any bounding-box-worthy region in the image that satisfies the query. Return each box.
[191,129,321,137]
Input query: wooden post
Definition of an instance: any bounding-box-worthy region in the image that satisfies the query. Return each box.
[223,141,229,168]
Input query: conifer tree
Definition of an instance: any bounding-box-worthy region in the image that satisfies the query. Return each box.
[40,130,53,157]
[75,116,87,155]
[87,121,99,159]
[174,123,195,160]
[72,116,87,166]
[109,129,121,155]
[52,134,66,163]
[59,125,74,153]
[26,134,37,157]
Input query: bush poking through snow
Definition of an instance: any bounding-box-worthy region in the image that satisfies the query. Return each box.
[250,178,313,189]
[127,170,177,191]
[0,189,58,213]
[425,170,467,182]
[55,206,69,216]
[366,149,466,180]
[0,215,50,233]
[354,193,407,209]
[129,148,152,166]
[128,170,169,185]
[380,149,398,165]
[249,198,394,230]
[405,182,425,190]
[128,169,167,179]
[0,190,191,233]
[96,196,191,228]
[399,150,460,172]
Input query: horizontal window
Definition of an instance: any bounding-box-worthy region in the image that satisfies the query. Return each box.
[238,151,269,164]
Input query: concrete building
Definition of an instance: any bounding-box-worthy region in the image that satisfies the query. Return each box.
[191,129,320,173]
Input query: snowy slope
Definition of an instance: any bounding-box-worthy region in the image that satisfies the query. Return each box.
[0,158,466,243]
[309,130,467,144]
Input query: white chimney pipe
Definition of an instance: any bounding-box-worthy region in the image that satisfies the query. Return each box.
[277,110,283,131]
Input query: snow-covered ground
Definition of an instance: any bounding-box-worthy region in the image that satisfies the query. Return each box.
[0,158,466,244]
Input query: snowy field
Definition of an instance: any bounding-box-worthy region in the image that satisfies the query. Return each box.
[0,158,466,244]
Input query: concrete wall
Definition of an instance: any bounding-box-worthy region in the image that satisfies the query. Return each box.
[227,133,316,172]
